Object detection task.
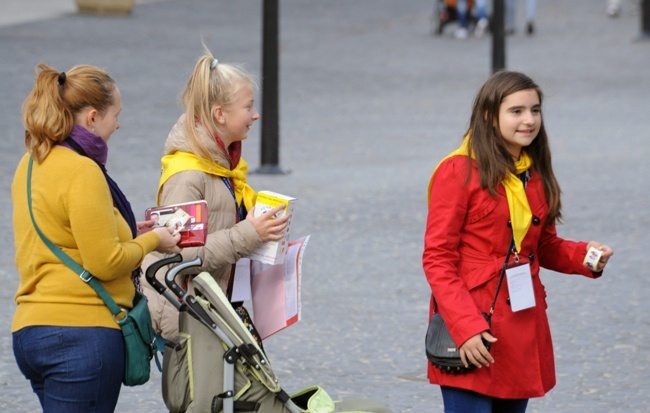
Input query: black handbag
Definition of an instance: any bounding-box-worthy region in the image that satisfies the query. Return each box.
[426,312,493,374]
[425,240,513,374]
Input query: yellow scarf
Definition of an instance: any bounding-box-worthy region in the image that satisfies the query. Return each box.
[428,135,532,252]
[158,151,257,212]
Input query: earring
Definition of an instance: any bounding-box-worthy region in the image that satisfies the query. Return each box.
[91,127,96,132]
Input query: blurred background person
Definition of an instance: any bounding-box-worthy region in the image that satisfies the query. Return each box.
[506,0,537,35]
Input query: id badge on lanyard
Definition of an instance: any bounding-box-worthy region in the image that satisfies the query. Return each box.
[505,249,536,312]
[504,170,535,312]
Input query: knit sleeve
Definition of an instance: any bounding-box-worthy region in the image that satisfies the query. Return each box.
[66,162,159,281]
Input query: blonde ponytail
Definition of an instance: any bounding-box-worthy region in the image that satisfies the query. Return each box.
[181,49,256,161]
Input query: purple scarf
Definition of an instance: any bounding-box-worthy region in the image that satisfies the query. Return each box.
[62,125,141,289]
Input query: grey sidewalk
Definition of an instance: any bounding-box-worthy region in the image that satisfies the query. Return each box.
[1,1,649,412]
[0,0,75,28]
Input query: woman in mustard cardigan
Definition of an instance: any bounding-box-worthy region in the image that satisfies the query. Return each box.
[11,63,181,412]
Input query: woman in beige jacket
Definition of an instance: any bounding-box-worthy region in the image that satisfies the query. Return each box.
[142,52,289,340]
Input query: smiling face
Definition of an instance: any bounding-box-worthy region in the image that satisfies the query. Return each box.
[214,81,259,147]
[498,88,541,158]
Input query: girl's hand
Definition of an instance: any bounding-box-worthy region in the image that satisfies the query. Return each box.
[586,241,614,272]
[136,219,157,235]
[459,331,497,369]
[153,226,182,254]
[246,204,291,242]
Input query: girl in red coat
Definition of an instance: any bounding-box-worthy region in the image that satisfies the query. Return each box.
[422,71,613,412]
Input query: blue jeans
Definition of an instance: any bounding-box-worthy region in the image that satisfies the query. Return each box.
[441,386,529,413]
[13,326,124,413]
[456,0,488,28]
[506,0,538,30]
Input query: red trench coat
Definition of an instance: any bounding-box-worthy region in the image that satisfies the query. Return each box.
[423,156,601,399]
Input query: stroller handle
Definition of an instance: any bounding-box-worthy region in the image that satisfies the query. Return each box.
[145,253,185,310]
[164,256,217,328]
[165,256,203,301]
[144,253,183,294]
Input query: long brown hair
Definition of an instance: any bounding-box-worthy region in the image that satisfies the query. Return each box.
[465,70,562,225]
[22,63,116,163]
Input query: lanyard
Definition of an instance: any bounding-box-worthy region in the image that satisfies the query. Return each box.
[221,177,246,222]
[221,176,246,302]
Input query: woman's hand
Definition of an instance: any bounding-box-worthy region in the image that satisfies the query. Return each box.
[585,241,614,272]
[459,331,497,369]
[136,219,157,235]
[246,204,291,242]
[152,226,182,254]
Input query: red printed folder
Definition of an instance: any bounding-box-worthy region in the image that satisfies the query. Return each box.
[145,200,208,248]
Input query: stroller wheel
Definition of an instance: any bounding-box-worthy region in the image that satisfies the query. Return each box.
[211,395,222,413]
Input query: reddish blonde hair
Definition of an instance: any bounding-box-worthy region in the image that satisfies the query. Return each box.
[22,63,116,163]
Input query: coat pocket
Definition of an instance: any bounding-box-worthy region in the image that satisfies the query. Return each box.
[460,257,502,292]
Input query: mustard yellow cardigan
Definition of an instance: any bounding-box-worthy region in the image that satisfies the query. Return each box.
[11,147,159,331]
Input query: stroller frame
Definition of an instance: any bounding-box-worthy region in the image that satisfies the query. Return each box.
[146,254,301,413]
[146,255,392,413]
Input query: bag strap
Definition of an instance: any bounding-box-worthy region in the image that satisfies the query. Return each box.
[486,236,514,318]
[26,157,125,320]
[429,235,513,321]
[430,173,524,320]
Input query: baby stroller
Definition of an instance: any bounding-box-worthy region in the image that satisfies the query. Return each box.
[431,0,477,35]
[145,255,393,413]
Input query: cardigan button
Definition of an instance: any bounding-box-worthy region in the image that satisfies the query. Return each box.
[532,216,541,226]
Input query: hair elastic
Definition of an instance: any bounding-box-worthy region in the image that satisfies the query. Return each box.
[210,59,219,70]
[58,71,66,86]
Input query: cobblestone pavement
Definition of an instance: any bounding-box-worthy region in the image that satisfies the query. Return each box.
[1,0,649,412]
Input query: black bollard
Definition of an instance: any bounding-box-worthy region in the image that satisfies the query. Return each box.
[491,0,506,72]
[642,0,650,39]
[256,0,287,174]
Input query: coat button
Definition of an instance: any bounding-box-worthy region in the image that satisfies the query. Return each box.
[532,216,541,226]
[507,220,512,228]
[528,253,535,262]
